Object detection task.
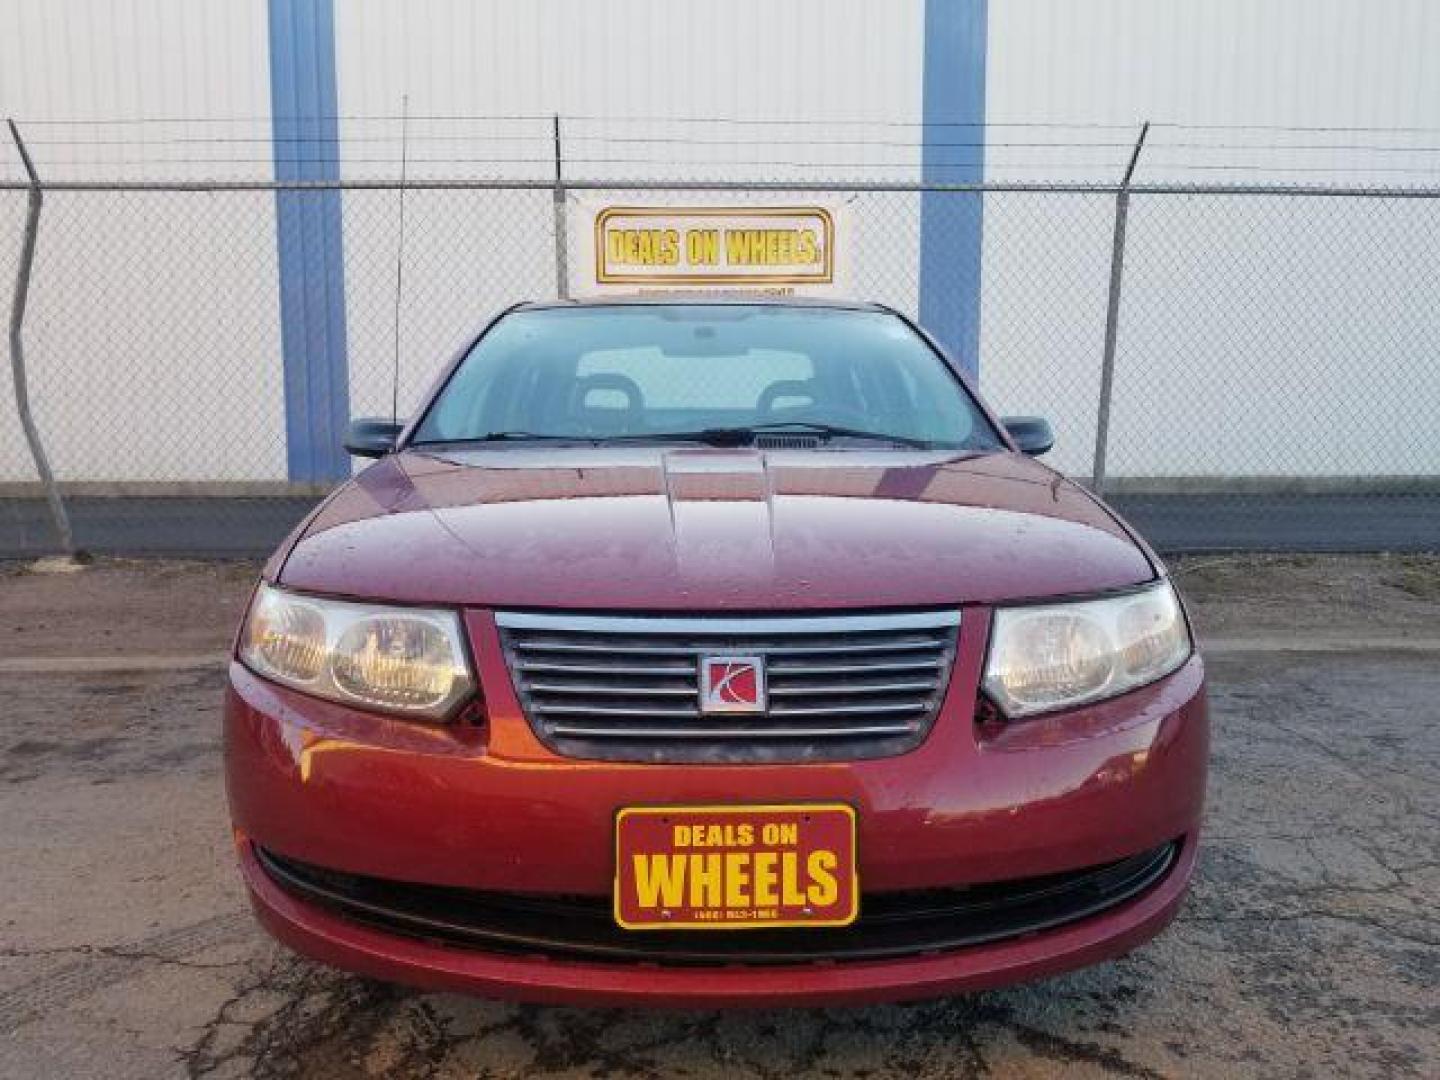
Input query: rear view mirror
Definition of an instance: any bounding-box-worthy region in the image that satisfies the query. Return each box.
[658,325,749,358]
[1001,416,1055,457]
[344,418,403,459]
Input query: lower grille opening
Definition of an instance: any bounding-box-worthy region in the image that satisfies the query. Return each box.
[257,841,1179,967]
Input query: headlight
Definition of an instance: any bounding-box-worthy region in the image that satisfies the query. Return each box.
[240,584,474,719]
[982,580,1192,718]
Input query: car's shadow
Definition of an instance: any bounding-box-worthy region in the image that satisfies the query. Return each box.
[184,939,1167,1079]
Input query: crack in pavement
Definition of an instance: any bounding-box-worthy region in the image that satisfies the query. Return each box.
[167,958,1192,1080]
[0,912,255,1032]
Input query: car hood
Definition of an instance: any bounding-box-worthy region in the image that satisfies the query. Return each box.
[277,448,1154,609]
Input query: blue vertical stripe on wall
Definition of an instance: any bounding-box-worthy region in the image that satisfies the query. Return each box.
[919,0,987,378]
[268,0,351,481]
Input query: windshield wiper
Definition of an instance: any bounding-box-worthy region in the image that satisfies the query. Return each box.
[600,422,937,450]
[410,431,589,446]
[413,424,940,450]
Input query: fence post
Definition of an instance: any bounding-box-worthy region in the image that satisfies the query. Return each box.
[389,95,410,422]
[551,114,569,299]
[6,119,76,557]
[1091,120,1149,495]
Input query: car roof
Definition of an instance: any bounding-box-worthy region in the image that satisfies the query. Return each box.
[513,295,892,314]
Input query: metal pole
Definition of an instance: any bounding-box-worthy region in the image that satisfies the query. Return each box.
[551,114,569,299]
[6,119,76,556]
[389,95,410,422]
[1091,121,1150,495]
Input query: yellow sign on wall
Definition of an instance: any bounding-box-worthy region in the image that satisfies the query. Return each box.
[575,201,847,295]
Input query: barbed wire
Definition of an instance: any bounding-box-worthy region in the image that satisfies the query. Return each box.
[20,135,1130,149]
[4,114,1438,189]
[23,132,1440,151]
[1138,161,1440,175]
[13,113,1137,128]
[17,113,1440,135]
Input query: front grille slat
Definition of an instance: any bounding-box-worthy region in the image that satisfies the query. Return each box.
[517,661,695,676]
[515,640,703,656]
[769,658,943,675]
[547,723,919,739]
[767,700,928,716]
[498,610,960,763]
[529,682,698,697]
[767,680,937,697]
[532,702,702,718]
[513,637,947,657]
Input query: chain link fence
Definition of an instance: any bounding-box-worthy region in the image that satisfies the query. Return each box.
[3,165,1438,557]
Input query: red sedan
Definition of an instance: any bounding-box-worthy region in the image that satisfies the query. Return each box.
[226,298,1207,1006]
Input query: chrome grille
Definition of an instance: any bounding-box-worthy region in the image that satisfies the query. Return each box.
[496,611,960,762]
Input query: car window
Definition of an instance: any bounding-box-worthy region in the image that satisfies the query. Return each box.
[413,305,1001,450]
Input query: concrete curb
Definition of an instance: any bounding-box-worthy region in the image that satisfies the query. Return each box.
[1202,636,1440,655]
[4,637,1440,675]
[0,653,231,674]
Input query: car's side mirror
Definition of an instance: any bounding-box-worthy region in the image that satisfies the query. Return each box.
[1001,416,1055,457]
[344,418,403,459]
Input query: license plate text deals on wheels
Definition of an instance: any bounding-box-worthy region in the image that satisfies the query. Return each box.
[614,805,858,930]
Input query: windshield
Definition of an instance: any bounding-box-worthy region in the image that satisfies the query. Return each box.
[411,305,1002,451]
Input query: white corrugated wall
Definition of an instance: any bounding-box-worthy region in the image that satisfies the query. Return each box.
[982,0,1440,478]
[0,0,283,482]
[1,1,1438,484]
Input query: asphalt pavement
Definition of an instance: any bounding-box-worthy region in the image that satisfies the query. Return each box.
[1,557,1437,1078]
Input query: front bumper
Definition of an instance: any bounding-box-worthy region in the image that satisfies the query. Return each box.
[225,607,1208,1006]
[238,832,1197,1007]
